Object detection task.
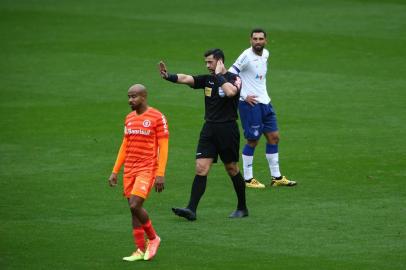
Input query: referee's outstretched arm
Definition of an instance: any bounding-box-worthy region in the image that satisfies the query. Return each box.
[158,60,195,87]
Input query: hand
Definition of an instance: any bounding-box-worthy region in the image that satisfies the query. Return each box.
[215,59,225,75]
[245,95,258,106]
[155,176,165,192]
[158,61,168,79]
[108,173,118,187]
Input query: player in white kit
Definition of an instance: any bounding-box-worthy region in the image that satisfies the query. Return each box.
[229,28,297,188]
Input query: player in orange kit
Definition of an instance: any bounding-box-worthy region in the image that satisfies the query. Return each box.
[108,83,169,261]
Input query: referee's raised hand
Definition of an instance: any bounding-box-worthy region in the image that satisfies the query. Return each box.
[215,59,225,74]
[158,61,168,79]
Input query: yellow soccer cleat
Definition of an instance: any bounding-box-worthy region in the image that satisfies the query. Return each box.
[270,176,297,187]
[123,249,145,261]
[245,178,266,188]
[144,236,161,261]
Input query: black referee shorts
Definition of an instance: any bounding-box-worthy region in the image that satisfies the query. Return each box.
[195,121,240,164]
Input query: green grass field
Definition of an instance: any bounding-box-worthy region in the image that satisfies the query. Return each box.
[1,0,405,269]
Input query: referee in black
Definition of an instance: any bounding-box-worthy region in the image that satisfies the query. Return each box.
[159,48,248,221]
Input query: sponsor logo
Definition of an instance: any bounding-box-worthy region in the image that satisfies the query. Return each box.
[161,114,168,132]
[255,74,263,80]
[208,81,214,85]
[126,128,151,135]
[196,152,202,156]
[219,87,225,97]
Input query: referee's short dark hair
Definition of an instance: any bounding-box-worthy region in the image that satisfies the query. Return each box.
[251,28,267,38]
[204,48,225,63]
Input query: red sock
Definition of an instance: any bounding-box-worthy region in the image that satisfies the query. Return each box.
[133,227,146,252]
[142,219,157,240]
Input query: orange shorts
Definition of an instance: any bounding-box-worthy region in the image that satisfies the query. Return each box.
[123,171,155,199]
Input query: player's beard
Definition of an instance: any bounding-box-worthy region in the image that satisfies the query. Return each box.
[253,45,264,54]
[130,103,139,111]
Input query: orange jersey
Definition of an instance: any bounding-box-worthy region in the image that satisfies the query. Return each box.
[123,107,169,175]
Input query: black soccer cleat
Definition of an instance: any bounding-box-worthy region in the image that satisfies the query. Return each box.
[172,207,197,221]
[229,208,249,218]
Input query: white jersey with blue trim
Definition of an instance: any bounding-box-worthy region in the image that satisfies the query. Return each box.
[229,47,271,104]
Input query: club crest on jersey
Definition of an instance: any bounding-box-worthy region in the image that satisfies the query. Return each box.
[143,119,151,127]
[219,87,225,97]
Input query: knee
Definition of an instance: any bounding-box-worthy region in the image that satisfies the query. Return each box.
[247,140,259,148]
[270,137,279,145]
[225,163,239,176]
[195,163,209,176]
[267,133,280,145]
[129,200,142,212]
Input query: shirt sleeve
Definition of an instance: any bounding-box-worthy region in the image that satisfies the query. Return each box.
[190,75,208,89]
[156,112,169,139]
[112,137,127,174]
[156,138,169,176]
[229,52,248,74]
[230,74,242,92]
[225,73,242,95]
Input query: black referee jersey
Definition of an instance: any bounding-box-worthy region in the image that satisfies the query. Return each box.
[191,72,241,123]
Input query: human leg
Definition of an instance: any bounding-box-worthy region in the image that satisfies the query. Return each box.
[122,205,146,262]
[224,162,248,217]
[128,196,155,238]
[130,213,146,252]
[187,158,212,212]
[264,131,281,178]
[122,196,148,261]
[243,139,265,188]
[239,101,265,188]
[122,176,146,261]
[264,130,296,187]
[172,158,213,221]
[128,195,161,260]
[127,172,162,260]
[242,140,257,180]
[173,123,216,221]
[218,121,248,217]
[262,103,297,186]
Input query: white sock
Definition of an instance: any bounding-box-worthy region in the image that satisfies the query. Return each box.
[266,153,281,178]
[242,154,254,181]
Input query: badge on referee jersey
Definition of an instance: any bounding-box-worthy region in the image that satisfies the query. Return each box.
[204,87,212,97]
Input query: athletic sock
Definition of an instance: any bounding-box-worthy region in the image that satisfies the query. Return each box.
[242,144,255,181]
[186,175,207,213]
[230,172,247,210]
[133,227,146,251]
[266,143,281,178]
[142,219,157,240]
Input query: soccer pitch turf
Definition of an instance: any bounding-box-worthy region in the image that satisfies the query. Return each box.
[1,0,405,269]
